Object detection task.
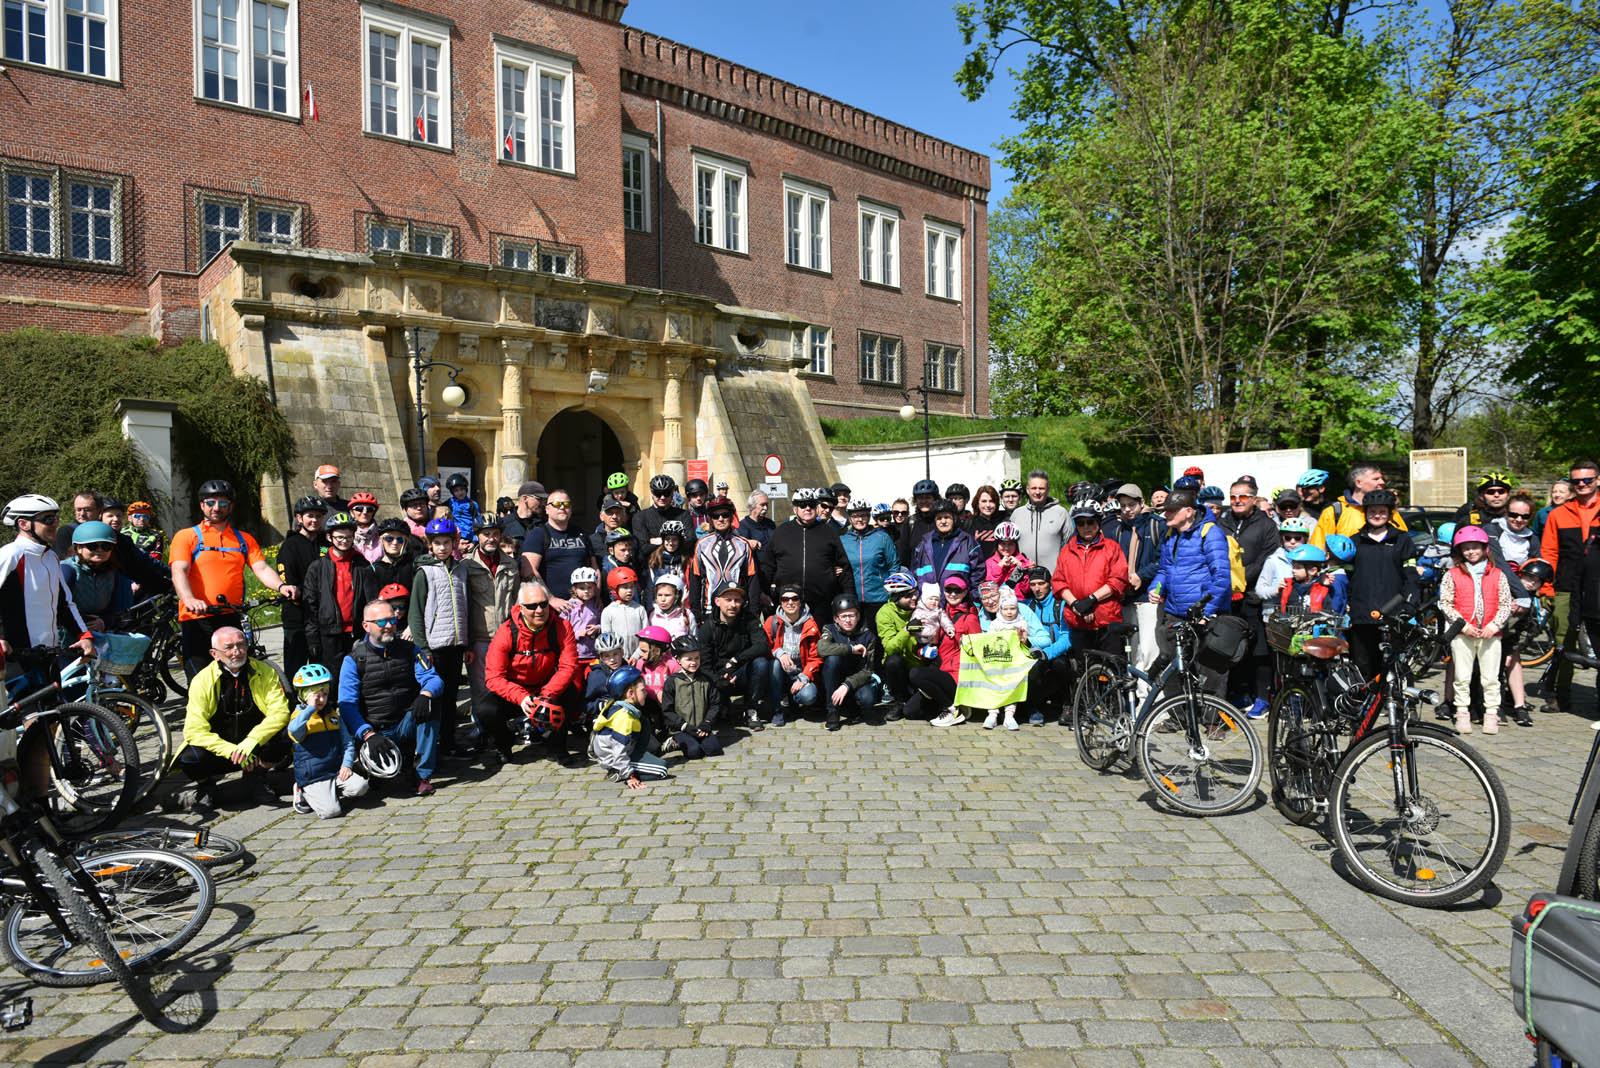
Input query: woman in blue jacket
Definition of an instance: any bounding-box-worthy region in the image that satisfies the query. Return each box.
[840,502,900,638]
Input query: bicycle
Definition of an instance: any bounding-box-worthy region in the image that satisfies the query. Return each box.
[162,595,291,700]
[1309,595,1511,907]
[56,649,173,803]
[117,593,181,706]
[0,684,214,1026]
[1263,609,1365,826]
[1073,597,1264,817]
[73,826,246,869]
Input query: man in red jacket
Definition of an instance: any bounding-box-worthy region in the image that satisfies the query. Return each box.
[1052,504,1131,658]
[485,579,581,765]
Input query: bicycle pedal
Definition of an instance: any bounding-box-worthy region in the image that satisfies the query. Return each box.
[0,997,32,1032]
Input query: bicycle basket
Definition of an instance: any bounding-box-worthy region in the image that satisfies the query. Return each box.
[1265,618,1306,656]
[94,633,152,676]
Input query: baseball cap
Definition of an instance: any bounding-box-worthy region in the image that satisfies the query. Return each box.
[600,494,628,512]
[714,581,747,600]
[315,464,340,479]
[1114,483,1143,500]
[1275,487,1301,503]
[517,480,547,499]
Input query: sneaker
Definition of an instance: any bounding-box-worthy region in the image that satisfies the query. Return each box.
[1028,711,1045,726]
[660,735,681,754]
[1436,702,1456,723]
[982,711,999,730]
[1454,710,1472,734]
[1246,699,1269,721]
[1004,710,1019,731]
[414,778,436,796]
[292,786,312,815]
[885,704,905,723]
[826,710,842,732]
[770,711,786,728]
[1482,712,1499,735]
[744,711,765,732]
[931,710,966,728]
[1513,706,1534,727]
[1056,710,1074,728]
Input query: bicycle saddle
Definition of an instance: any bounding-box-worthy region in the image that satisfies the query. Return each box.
[1104,622,1134,636]
[1302,637,1349,659]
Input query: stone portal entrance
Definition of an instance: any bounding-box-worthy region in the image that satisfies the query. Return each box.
[536,409,624,530]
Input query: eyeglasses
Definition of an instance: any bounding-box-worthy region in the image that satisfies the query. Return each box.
[351,505,376,513]
[201,498,230,508]
[548,501,572,510]
[365,616,401,627]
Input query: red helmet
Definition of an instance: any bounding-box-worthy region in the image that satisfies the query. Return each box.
[379,582,409,600]
[526,696,565,731]
[350,491,378,507]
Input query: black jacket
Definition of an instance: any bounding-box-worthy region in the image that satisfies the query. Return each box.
[701,609,770,674]
[369,553,417,594]
[302,552,378,653]
[1347,527,1420,620]
[276,530,324,625]
[635,505,696,550]
[1219,509,1280,605]
[761,518,846,615]
[897,511,938,567]
[818,621,879,690]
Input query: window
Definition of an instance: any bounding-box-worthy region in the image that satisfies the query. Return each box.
[859,203,899,286]
[197,0,296,115]
[926,343,962,393]
[363,214,452,257]
[926,221,962,300]
[807,326,831,376]
[622,135,649,232]
[3,0,118,78]
[693,153,746,253]
[497,42,572,172]
[196,190,300,265]
[2,160,124,266]
[784,179,829,272]
[497,235,580,276]
[362,6,449,147]
[859,332,902,386]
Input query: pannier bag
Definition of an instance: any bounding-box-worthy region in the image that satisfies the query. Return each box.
[1511,894,1600,1056]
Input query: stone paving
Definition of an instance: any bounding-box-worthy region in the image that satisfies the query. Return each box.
[2,674,1594,1068]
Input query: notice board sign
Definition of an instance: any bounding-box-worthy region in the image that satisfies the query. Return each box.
[1409,448,1467,508]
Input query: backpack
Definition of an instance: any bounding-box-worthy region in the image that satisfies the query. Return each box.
[188,524,247,562]
[1199,522,1247,599]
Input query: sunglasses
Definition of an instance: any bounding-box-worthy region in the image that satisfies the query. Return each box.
[891,511,908,518]
[522,601,550,611]
[780,595,801,602]
[381,532,406,541]
[1573,476,1597,486]
[351,505,376,513]
[201,498,231,507]
[548,501,572,510]
[1229,494,1254,502]
[81,542,115,551]
[1508,512,1532,519]
[1281,533,1307,542]
[366,616,401,627]
[1074,517,1099,524]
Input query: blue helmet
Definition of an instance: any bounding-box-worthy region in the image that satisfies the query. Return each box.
[884,568,916,595]
[292,663,333,689]
[1196,485,1224,504]
[70,520,117,546]
[1297,468,1331,488]
[1173,475,1202,492]
[872,502,891,517]
[1434,522,1457,546]
[1324,534,1356,562]
[1288,544,1328,564]
[424,517,457,538]
[607,666,644,698]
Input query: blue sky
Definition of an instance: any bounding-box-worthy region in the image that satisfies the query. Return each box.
[622,0,1022,208]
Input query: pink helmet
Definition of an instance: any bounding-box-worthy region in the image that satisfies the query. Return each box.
[637,625,673,646]
[1452,525,1490,546]
[993,521,1021,542]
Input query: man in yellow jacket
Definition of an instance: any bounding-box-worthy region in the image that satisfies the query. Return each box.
[170,626,292,811]
[1311,462,1408,548]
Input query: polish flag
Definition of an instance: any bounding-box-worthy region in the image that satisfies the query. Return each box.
[415,112,428,140]
[504,127,515,158]
[304,83,319,121]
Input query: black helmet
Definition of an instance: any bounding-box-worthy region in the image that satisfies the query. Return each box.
[294,495,327,515]
[477,515,504,531]
[1068,480,1103,502]
[100,496,123,511]
[377,516,410,535]
[830,482,851,497]
[1519,559,1554,585]
[831,593,861,617]
[649,474,676,496]
[912,478,939,497]
[932,498,958,516]
[685,478,708,497]
[670,635,702,656]
[1363,489,1398,510]
[445,473,469,490]
[198,479,234,500]
[944,483,970,500]
[399,487,429,507]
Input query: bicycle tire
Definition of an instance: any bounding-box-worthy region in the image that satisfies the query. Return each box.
[158,638,190,700]
[24,702,141,837]
[77,827,246,868]
[2,847,215,988]
[1267,683,1329,826]
[1519,608,1557,669]
[1137,692,1263,816]
[1328,730,1510,907]
[1573,806,1600,901]
[1,842,162,1023]
[1073,667,1130,772]
[90,689,172,803]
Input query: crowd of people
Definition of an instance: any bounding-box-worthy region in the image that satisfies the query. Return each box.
[2,455,1597,809]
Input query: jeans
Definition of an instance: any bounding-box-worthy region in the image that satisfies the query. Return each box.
[719,657,766,712]
[761,657,819,710]
[380,702,440,779]
[821,655,878,715]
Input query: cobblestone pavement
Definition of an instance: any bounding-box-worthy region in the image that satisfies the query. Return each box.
[2,675,1593,1068]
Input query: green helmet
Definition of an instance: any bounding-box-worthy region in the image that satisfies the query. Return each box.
[1277,515,1314,535]
[606,472,628,490]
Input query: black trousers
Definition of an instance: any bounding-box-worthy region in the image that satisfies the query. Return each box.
[280,608,311,681]
[1027,656,1073,713]
[431,645,467,752]
[1226,600,1272,701]
[903,665,956,719]
[1348,624,1384,683]
[1154,618,1225,698]
[178,732,290,783]
[880,653,912,702]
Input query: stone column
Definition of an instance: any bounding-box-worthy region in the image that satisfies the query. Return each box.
[500,339,532,495]
[662,356,691,485]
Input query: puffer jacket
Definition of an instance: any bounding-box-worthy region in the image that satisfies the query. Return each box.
[1051,535,1130,629]
[762,610,822,680]
[839,526,899,606]
[1152,520,1232,618]
[1023,591,1074,659]
[1014,496,1070,572]
[408,553,470,653]
[913,527,984,591]
[936,600,983,677]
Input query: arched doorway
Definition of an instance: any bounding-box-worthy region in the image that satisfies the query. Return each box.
[436,437,480,506]
[535,409,623,529]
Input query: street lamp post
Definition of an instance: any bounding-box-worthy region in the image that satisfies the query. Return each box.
[899,385,931,480]
[411,325,467,480]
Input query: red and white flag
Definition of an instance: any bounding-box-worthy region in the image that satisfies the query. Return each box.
[304,83,319,121]
[415,111,428,140]
[503,127,515,159]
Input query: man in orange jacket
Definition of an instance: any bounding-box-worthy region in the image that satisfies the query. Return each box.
[1539,458,1600,714]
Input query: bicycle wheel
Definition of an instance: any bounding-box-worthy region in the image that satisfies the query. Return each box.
[2,847,214,988]
[1,843,162,1022]
[1137,692,1263,816]
[1268,683,1331,826]
[1328,730,1510,907]
[24,703,140,836]
[92,688,172,802]
[77,827,246,868]
[158,637,190,700]
[1073,667,1131,772]
[1575,813,1600,901]
[1519,606,1557,669]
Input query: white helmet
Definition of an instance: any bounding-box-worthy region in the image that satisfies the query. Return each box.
[569,567,599,586]
[654,572,683,591]
[3,493,59,527]
[358,733,402,779]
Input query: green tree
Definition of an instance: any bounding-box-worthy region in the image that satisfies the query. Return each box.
[983,0,1414,457]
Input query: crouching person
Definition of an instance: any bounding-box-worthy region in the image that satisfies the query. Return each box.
[485,579,582,765]
[287,663,370,818]
[170,626,292,812]
[340,600,444,797]
[818,594,880,731]
[592,666,670,791]
[661,636,724,759]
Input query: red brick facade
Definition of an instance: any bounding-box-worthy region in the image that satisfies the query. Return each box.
[0,0,989,417]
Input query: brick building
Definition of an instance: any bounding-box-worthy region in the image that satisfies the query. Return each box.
[1,0,989,526]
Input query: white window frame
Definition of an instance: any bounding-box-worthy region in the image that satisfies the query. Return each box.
[364,215,451,258]
[360,5,449,148]
[66,174,118,263]
[925,342,962,393]
[692,152,746,253]
[2,0,119,79]
[859,331,902,386]
[807,325,832,376]
[2,160,125,267]
[196,190,301,265]
[926,220,962,300]
[495,40,573,174]
[784,178,830,272]
[194,0,298,117]
[497,235,577,277]
[622,134,650,233]
[859,202,899,287]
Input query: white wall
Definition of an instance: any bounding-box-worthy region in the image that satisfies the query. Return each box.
[1169,448,1311,495]
[831,434,1025,507]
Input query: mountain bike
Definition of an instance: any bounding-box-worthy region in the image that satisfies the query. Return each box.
[1313,596,1510,907]
[57,650,172,803]
[117,594,180,706]
[1074,598,1263,816]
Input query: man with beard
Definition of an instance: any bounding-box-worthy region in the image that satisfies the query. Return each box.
[170,626,293,811]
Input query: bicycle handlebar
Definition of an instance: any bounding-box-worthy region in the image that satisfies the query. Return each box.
[1564,650,1600,672]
